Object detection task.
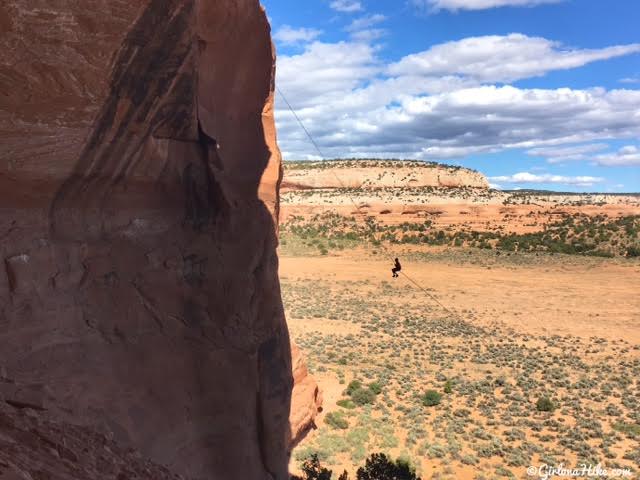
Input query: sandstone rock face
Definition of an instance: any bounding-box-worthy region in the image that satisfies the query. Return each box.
[0,1,319,479]
[289,344,323,447]
[282,160,490,191]
[0,388,185,480]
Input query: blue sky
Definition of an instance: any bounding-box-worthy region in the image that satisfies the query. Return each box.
[263,0,640,192]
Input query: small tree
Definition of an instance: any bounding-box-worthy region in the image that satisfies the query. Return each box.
[356,453,421,480]
[298,454,332,480]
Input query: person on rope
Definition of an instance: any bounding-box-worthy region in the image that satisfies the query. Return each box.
[391,257,402,278]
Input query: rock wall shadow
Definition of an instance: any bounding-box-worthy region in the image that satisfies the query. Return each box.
[2,0,293,479]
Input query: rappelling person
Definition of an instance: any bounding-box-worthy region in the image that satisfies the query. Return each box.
[391,257,402,278]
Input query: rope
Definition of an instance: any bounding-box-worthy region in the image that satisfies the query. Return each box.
[276,86,469,325]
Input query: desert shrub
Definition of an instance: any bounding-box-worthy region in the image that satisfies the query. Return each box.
[536,397,556,412]
[427,443,447,459]
[443,380,453,394]
[346,380,362,396]
[325,411,349,429]
[613,422,640,438]
[422,390,442,407]
[368,381,383,395]
[352,387,377,406]
[460,454,479,465]
[337,398,357,409]
[356,453,421,480]
[586,249,614,258]
[294,446,330,463]
[494,466,515,478]
[495,376,507,387]
[627,246,640,257]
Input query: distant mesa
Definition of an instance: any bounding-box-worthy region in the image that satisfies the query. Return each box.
[282,159,490,191]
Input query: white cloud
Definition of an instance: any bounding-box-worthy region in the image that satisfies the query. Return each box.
[350,28,387,42]
[346,14,387,32]
[527,143,609,164]
[273,25,323,45]
[594,146,640,166]
[330,0,364,12]
[489,172,604,187]
[620,77,640,84]
[389,34,640,83]
[277,41,380,109]
[413,0,563,12]
[275,34,640,162]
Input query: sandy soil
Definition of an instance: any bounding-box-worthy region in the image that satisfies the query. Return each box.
[281,251,640,344]
[282,247,640,479]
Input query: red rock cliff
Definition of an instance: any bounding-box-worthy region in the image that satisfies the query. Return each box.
[0,1,318,478]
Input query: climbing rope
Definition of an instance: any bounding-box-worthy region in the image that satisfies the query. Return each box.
[276,86,470,325]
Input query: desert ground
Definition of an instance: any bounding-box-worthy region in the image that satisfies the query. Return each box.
[281,161,640,479]
[282,247,640,479]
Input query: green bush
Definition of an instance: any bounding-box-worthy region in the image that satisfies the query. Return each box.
[352,387,376,406]
[325,411,349,430]
[337,398,357,409]
[346,380,362,396]
[422,390,442,407]
[368,381,383,395]
[536,397,556,412]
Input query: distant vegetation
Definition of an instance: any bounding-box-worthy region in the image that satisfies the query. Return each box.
[284,158,477,173]
[280,212,640,258]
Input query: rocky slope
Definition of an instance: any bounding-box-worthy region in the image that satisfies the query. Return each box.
[0,384,185,480]
[0,1,319,479]
[282,160,490,190]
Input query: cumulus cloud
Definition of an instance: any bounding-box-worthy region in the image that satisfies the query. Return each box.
[273,25,322,45]
[330,0,363,12]
[388,34,640,83]
[274,34,640,162]
[594,146,640,166]
[412,0,563,12]
[527,143,609,164]
[277,41,380,108]
[489,172,604,187]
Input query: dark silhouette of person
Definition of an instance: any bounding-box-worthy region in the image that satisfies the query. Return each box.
[391,258,401,278]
